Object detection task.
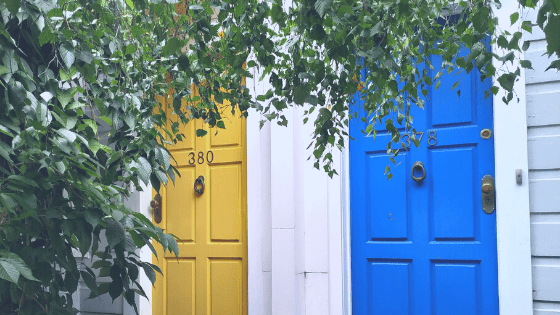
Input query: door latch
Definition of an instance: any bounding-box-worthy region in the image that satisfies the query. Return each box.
[151,193,162,223]
[481,175,495,214]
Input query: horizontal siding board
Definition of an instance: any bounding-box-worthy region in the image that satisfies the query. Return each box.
[533,265,560,301]
[531,222,560,256]
[534,301,560,314]
[528,136,560,170]
[530,180,560,213]
[525,49,560,85]
[527,91,560,127]
[524,27,546,42]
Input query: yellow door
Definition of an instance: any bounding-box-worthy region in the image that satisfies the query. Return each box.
[153,90,247,315]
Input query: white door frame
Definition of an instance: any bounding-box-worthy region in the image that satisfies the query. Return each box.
[340,1,534,313]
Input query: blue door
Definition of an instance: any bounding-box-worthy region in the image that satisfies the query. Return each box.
[350,52,498,314]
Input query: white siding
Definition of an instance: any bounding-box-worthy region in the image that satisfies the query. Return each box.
[525,8,560,312]
[245,63,344,315]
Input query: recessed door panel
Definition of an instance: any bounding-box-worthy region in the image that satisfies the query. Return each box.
[431,261,479,315]
[368,260,411,314]
[431,52,475,127]
[209,259,243,315]
[166,166,196,242]
[166,259,196,314]
[431,147,476,240]
[367,153,409,241]
[209,165,241,242]
[210,103,241,148]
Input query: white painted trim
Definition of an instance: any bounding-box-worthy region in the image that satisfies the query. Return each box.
[137,183,154,315]
[247,108,264,315]
[493,1,533,314]
[341,134,352,315]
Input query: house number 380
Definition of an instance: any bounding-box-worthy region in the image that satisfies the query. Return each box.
[188,151,214,164]
[402,130,437,148]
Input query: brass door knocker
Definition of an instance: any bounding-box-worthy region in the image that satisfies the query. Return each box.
[411,161,426,182]
[194,176,205,195]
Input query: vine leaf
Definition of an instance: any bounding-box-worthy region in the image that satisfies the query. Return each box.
[315,0,333,17]
[106,219,125,249]
[137,157,151,185]
[59,45,75,69]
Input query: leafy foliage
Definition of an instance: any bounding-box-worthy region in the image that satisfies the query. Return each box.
[0,0,558,313]
[253,0,559,176]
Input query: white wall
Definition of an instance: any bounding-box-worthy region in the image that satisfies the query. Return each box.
[246,67,344,315]
[524,8,560,315]
[492,2,534,314]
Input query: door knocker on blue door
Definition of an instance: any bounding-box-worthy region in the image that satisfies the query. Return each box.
[194,176,205,195]
[411,161,426,182]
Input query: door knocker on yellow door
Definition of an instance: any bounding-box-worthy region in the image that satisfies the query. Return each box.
[194,175,205,195]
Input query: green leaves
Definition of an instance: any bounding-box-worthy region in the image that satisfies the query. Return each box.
[315,0,333,17]
[156,146,171,170]
[510,12,520,25]
[106,219,125,249]
[0,250,39,285]
[137,157,152,185]
[59,45,75,69]
[548,0,560,13]
[544,14,560,57]
[162,37,184,56]
[196,129,208,137]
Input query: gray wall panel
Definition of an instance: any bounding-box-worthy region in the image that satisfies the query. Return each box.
[527,91,560,127]
[525,43,560,85]
[533,265,560,302]
[528,135,560,170]
[525,5,560,309]
[530,180,560,213]
[534,301,560,314]
[531,222,560,256]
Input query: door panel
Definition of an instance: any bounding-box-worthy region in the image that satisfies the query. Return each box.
[166,259,196,314]
[166,166,196,241]
[153,90,247,315]
[350,48,498,314]
[209,165,242,242]
[209,259,243,314]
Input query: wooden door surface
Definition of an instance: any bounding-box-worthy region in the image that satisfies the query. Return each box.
[350,47,499,314]
[153,90,247,315]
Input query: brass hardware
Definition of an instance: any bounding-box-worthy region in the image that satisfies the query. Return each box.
[194,175,205,195]
[151,193,162,224]
[480,129,492,139]
[411,161,426,182]
[481,183,493,194]
[481,175,495,214]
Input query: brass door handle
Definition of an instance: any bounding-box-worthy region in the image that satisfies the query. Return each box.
[194,176,205,195]
[481,175,495,214]
[411,161,426,182]
[151,193,162,224]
